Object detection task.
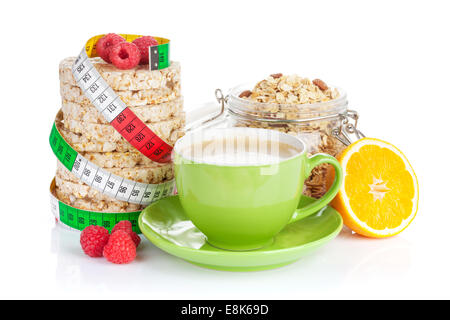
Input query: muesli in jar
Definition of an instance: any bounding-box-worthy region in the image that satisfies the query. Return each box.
[226,74,349,198]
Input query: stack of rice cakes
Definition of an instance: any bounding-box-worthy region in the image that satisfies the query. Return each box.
[56,57,185,212]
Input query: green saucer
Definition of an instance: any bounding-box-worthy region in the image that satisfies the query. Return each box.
[138,196,343,271]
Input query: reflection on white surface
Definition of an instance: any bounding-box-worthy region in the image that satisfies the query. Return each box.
[338,227,412,286]
[49,222,418,299]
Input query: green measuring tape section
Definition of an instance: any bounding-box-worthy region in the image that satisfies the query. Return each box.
[50,123,77,172]
[58,200,141,233]
[50,124,144,233]
[157,42,170,69]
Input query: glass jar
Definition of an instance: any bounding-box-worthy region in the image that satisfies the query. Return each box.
[190,85,362,199]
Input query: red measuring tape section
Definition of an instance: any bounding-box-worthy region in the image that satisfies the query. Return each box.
[73,34,173,163]
[110,107,172,162]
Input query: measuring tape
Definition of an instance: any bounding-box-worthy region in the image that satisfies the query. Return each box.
[50,112,175,205]
[50,179,142,233]
[72,34,173,163]
[49,34,178,232]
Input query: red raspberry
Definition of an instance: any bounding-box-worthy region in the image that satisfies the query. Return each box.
[132,36,159,65]
[96,33,125,63]
[112,220,132,234]
[103,230,136,264]
[80,226,110,257]
[130,232,141,248]
[109,42,141,70]
[112,220,141,247]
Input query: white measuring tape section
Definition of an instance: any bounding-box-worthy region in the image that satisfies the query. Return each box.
[50,113,175,206]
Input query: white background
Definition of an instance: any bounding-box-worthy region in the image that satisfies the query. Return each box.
[0,0,449,299]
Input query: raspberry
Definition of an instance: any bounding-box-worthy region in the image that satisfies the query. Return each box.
[112,220,141,247]
[109,42,141,70]
[80,226,110,257]
[130,232,141,248]
[132,36,159,65]
[103,230,136,264]
[96,33,126,63]
[112,220,133,234]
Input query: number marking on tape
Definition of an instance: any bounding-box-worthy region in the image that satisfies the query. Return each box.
[50,179,142,233]
[49,118,175,206]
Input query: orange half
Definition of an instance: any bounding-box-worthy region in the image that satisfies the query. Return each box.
[331,138,419,238]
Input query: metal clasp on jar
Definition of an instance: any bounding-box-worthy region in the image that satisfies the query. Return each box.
[332,110,365,146]
[185,89,228,131]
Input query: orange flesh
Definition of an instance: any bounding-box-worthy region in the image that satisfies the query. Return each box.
[344,145,415,230]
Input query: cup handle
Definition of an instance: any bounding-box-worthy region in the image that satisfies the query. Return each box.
[288,153,343,224]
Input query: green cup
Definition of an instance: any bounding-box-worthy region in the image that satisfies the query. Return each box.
[174,128,343,251]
